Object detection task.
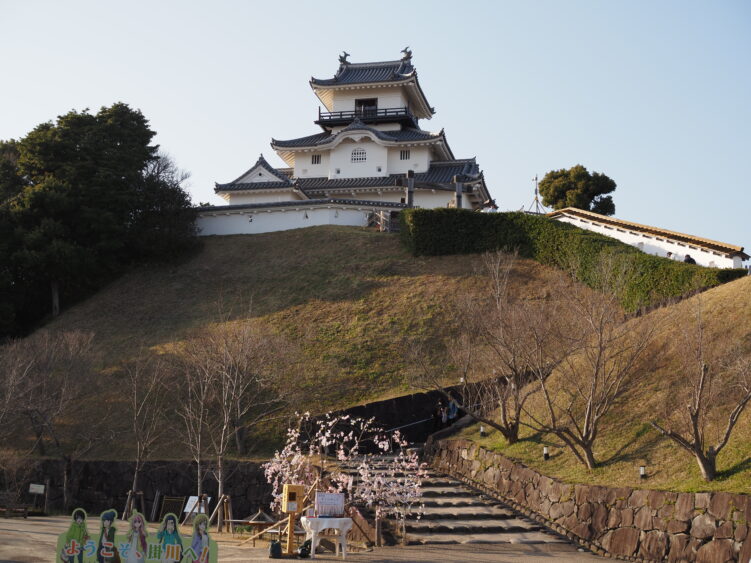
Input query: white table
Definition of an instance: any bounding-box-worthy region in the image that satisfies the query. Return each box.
[300,516,353,559]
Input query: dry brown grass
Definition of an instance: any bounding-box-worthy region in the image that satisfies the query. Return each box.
[460,275,751,492]
[35,227,568,457]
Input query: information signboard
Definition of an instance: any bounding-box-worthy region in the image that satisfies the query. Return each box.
[314,492,345,517]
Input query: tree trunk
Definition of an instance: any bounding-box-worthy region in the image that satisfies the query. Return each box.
[196,458,203,499]
[583,446,597,470]
[234,426,246,456]
[51,281,60,317]
[131,464,140,494]
[34,428,46,456]
[696,452,716,481]
[216,456,224,531]
[504,427,519,445]
[62,456,71,511]
[127,463,140,518]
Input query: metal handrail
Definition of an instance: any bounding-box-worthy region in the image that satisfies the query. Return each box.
[383,401,485,434]
[317,106,413,121]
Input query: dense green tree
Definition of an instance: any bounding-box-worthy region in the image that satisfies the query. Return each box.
[0,141,26,202]
[0,103,196,335]
[539,165,616,215]
[128,153,197,260]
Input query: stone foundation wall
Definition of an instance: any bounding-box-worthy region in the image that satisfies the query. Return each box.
[427,439,751,562]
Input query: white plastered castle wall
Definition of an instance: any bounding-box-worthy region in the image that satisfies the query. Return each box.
[294,151,330,178]
[554,214,742,268]
[331,87,408,112]
[328,138,388,179]
[197,207,370,236]
[236,167,283,183]
[387,146,430,174]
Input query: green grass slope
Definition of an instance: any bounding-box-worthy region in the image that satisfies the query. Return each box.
[459,274,751,493]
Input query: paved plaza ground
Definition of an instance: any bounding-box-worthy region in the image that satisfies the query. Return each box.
[0,515,606,563]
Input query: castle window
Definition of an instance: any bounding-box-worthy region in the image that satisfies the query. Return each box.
[400,149,411,161]
[355,98,377,116]
[311,154,321,165]
[351,148,366,163]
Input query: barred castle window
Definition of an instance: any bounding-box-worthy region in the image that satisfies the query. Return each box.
[311,154,321,164]
[400,149,410,160]
[351,148,366,163]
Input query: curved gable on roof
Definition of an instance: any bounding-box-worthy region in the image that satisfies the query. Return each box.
[272,119,449,155]
[215,154,294,192]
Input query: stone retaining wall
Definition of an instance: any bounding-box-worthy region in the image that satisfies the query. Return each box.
[427,438,751,562]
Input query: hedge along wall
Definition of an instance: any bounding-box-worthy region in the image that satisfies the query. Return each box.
[399,209,747,312]
[427,439,751,562]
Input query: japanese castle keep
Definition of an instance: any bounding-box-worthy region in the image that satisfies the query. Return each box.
[197,50,490,236]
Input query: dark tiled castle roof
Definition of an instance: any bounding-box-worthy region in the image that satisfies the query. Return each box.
[310,59,415,86]
[216,159,481,193]
[199,198,407,212]
[272,120,443,148]
[222,154,294,186]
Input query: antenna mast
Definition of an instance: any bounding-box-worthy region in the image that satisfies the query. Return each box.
[526,174,547,214]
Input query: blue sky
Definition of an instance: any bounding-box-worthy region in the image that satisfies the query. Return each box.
[2,0,749,253]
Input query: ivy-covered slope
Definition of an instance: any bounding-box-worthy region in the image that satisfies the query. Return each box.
[400,209,746,311]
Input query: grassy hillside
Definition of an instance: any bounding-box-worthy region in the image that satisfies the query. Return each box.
[44,226,568,415]
[458,275,751,493]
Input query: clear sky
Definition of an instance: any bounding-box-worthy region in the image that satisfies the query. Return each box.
[2,1,749,253]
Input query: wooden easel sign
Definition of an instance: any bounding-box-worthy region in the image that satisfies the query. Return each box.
[55,509,218,562]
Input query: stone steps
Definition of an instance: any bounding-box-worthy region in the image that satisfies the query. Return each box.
[405,529,565,545]
[407,505,516,520]
[339,454,568,546]
[405,517,542,533]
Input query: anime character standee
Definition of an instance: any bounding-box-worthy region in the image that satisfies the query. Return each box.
[125,511,148,563]
[61,509,89,563]
[189,514,210,563]
[156,513,183,563]
[97,510,120,563]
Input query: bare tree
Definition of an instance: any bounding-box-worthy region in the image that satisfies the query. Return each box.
[650,301,751,481]
[174,341,213,504]
[173,319,295,525]
[524,257,657,469]
[11,330,98,509]
[468,251,570,443]
[0,339,35,443]
[203,322,291,529]
[124,354,169,512]
[409,251,568,445]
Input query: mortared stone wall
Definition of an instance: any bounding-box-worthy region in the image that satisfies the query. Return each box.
[427,438,751,562]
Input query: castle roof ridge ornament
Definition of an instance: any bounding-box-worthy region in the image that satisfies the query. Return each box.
[401,46,412,61]
[339,51,350,65]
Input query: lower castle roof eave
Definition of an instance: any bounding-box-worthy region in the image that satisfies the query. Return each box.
[197,198,407,214]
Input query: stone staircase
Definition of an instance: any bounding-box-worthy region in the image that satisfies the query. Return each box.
[340,454,569,546]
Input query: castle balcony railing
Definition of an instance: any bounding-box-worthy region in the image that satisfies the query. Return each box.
[315,106,418,127]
